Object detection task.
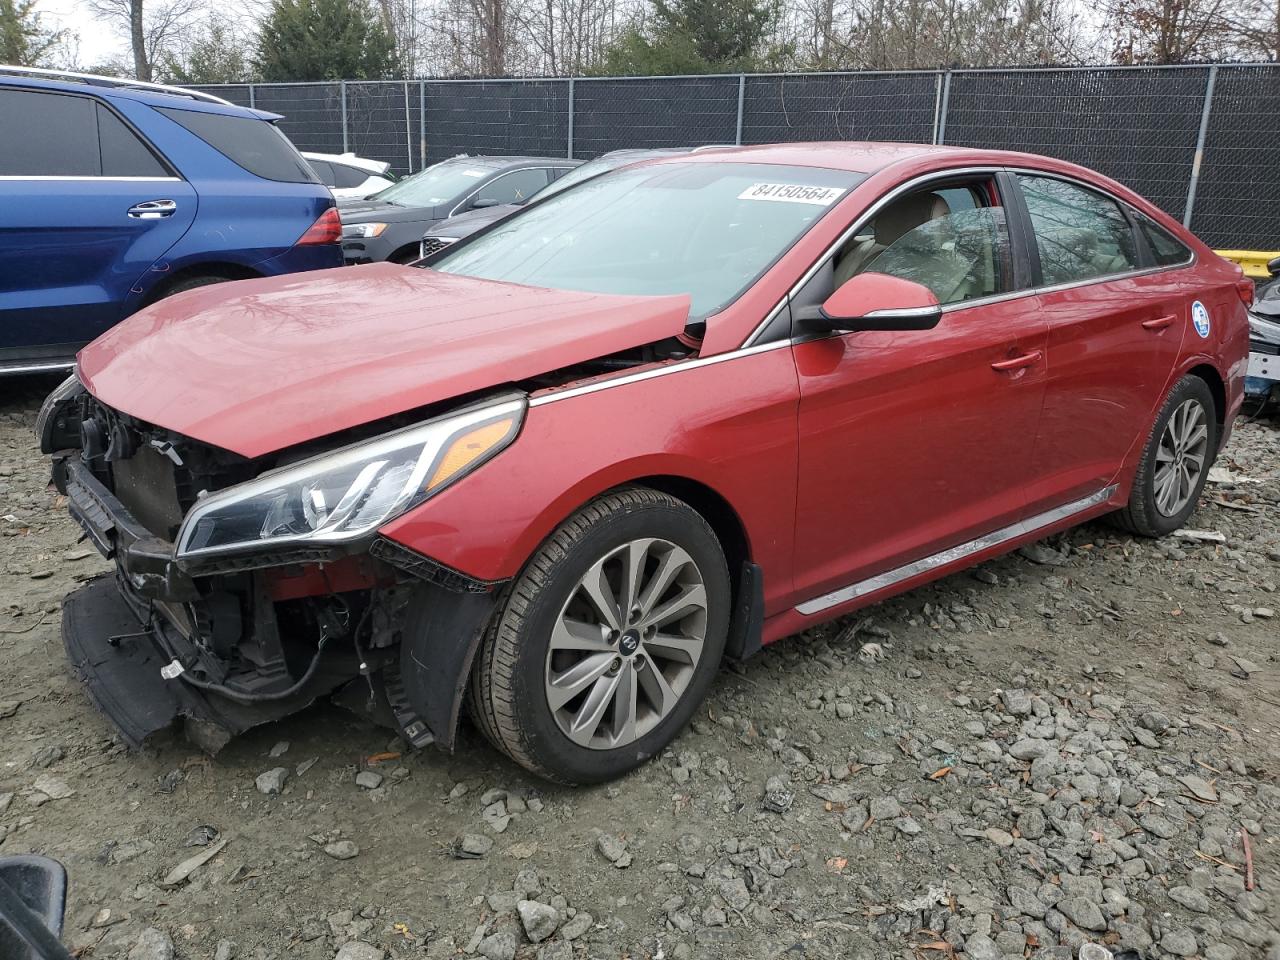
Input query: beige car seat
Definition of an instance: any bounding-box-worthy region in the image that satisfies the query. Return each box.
[833,192,951,288]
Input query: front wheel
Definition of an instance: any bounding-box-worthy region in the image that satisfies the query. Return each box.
[468,488,730,784]
[1114,375,1218,537]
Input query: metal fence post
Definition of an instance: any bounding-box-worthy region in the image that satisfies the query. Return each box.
[340,80,349,154]
[935,71,952,145]
[567,78,576,159]
[735,74,746,145]
[403,80,413,171]
[247,83,255,109]
[1183,64,1218,230]
[419,80,427,171]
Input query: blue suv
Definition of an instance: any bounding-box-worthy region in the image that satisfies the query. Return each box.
[0,67,343,375]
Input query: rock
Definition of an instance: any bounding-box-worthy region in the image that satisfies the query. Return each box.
[1001,688,1033,716]
[476,931,517,960]
[1009,739,1051,760]
[1140,814,1177,839]
[984,827,1014,847]
[454,834,493,858]
[1008,885,1047,919]
[128,927,174,960]
[1168,885,1210,913]
[719,877,751,911]
[268,740,289,757]
[160,836,228,886]
[1056,897,1105,931]
[1019,542,1068,565]
[324,840,359,860]
[0,700,18,718]
[214,941,237,960]
[596,834,631,867]
[538,941,573,960]
[517,900,559,943]
[1160,928,1199,957]
[559,911,592,940]
[255,768,289,795]
[962,933,1002,960]
[335,944,386,960]
[1017,809,1046,840]
[762,775,793,813]
[355,770,384,790]
[868,796,901,820]
[31,774,74,800]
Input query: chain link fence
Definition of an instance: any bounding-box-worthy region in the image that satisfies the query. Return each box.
[194,64,1280,249]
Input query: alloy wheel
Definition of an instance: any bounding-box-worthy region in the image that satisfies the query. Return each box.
[543,537,708,750]
[1153,398,1209,517]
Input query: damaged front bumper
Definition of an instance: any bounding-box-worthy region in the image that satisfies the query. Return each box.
[56,453,502,754]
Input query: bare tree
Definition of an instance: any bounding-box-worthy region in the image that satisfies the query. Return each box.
[1106,0,1232,62]
[85,0,204,80]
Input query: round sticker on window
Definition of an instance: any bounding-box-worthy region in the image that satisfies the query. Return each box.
[1191,301,1211,339]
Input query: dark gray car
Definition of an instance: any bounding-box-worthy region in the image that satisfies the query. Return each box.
[340,155,580,264]
[419,148,700,259]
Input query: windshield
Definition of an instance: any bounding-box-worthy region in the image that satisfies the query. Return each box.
[433,162,863,318]
[372,159,494,207]
[530,154,655,203]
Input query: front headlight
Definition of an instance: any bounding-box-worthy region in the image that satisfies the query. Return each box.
[342,222,388,239]
[36,372,85,454]
[175,397,525,559]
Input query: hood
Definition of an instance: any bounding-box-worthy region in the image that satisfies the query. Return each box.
[339,200,445,224]
[77,264,692,459]
[430,204,519,239]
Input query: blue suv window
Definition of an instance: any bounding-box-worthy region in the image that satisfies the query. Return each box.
[0,89,168,178]
[158,107,319,184]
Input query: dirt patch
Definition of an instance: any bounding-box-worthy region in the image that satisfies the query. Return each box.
[1,374,1277,960]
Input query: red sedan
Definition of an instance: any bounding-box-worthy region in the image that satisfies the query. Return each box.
[40,143,1250,783]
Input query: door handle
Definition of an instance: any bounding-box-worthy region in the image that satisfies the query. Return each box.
[991,350,1043,372]
[1141,314,1177,330]
[128,199,177,219]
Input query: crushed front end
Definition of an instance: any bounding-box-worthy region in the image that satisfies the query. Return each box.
[38,376,520,753]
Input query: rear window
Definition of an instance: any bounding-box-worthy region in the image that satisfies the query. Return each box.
[97,105,168,177]
[159,107,318,183]
[1137,215,1193,267]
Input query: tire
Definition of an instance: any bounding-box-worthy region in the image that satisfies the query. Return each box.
[468,487,731,784]
[1114,375,1217,537]
[157,275,230,300]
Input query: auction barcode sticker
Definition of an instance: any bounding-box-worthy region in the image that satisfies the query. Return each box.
[738,183,844,205]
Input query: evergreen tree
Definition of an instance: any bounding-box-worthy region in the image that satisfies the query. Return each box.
[164,21,253,84]
[0,0,65,66]
[598,0,783,74]
[257,0,401,82]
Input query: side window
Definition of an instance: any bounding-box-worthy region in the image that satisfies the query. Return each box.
[0,89,98,176]
[308,159,336,186]
[475,168,551,206]
[158,107,319,184]
[332,163,370,188]
[832,181,1013,305]
[1136,214,1193,267]
[96,105,168,177]
[1018,175,1140,285]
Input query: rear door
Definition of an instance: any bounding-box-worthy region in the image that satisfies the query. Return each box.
[1012,173,1187,514]
[0,87,197,363]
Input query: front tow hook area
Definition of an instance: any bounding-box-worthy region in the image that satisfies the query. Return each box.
[61,576,238,750]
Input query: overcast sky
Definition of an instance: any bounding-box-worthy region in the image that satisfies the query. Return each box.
[44,0,133,68]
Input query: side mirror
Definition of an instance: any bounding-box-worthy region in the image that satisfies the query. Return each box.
[0,856,72,960]
[470,197,501,209]
[800,272,942,335]
[1268,255,1280,277]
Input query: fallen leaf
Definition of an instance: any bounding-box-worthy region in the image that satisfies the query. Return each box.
[928,766,952,780]
[825,856,848,874]
[366,752,401,764]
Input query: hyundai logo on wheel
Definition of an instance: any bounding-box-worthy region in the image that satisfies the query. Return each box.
[1192,301,1211,338]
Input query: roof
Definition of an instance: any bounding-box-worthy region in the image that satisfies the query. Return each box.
[670,141,973,173]
[0,67,275,119]
[302,151,391,175]
[438,154,581,169]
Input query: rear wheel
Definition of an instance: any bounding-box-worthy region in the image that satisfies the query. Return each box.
[1114,375,1217,537]
[156,274,230,300]
[468,488,730,784]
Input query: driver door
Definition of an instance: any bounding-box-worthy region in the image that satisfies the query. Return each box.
[790,174,1049,612]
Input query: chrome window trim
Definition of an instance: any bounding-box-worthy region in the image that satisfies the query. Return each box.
[0,176,182,182]
[0,359,75,375]
[794,484,1119,616]
[744,164,1198,348]
[528,339,792,408]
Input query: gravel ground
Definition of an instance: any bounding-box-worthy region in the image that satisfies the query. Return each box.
[1,373,1278,960]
